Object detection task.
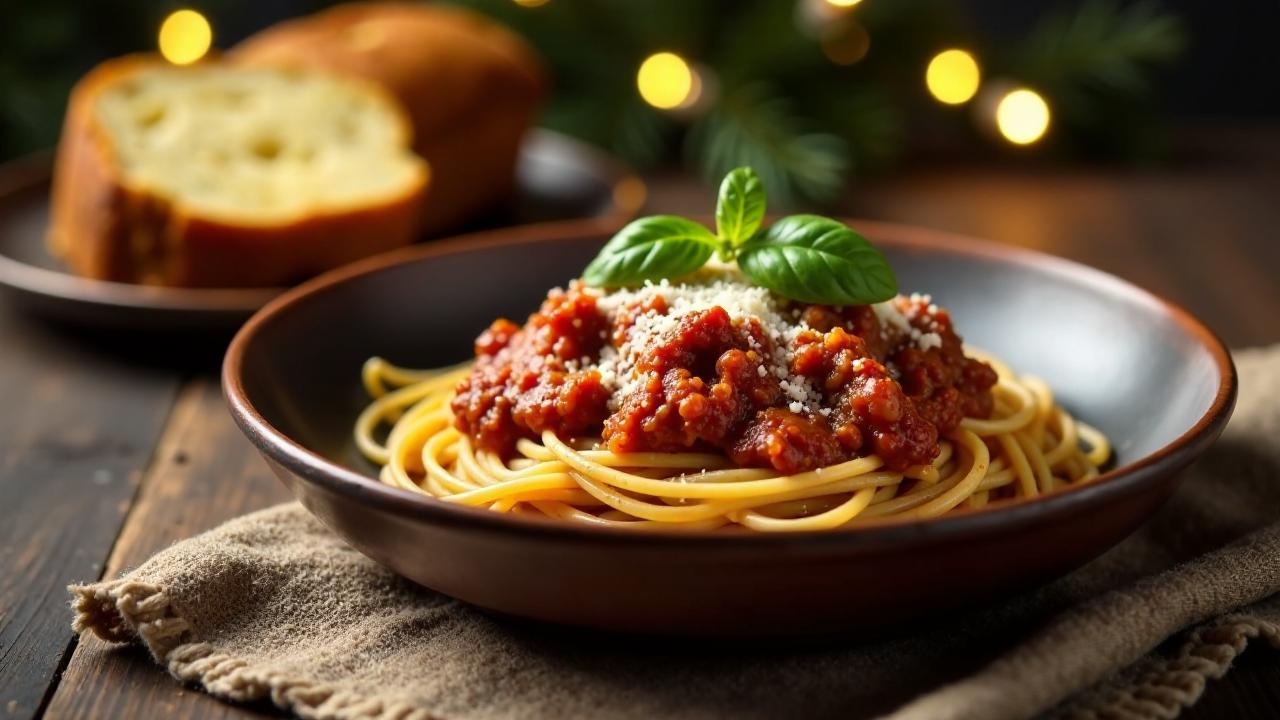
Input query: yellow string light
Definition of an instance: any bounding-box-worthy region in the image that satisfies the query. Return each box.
[925,49,981,105]
[512,0,549,7]
[637,52,696,110]
[158,9,212,65]
[825,0,865,7]
[996,88,1051,145]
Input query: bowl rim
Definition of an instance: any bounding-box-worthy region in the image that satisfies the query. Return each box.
[222,217,1238,549]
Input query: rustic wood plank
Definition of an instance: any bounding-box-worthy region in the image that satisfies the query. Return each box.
[0,306,182,720]
[42,378,290,720]
[1184,645,1280,720]
[43,642,283,720]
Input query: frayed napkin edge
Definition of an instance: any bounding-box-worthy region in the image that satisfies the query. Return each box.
[68,579,443,720]
[68,576,1280,720]
[1057,613,1280,719]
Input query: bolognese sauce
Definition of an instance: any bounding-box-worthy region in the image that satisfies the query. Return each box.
[451,273,997,474]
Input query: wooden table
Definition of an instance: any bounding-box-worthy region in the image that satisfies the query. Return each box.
[4,132,1279,719]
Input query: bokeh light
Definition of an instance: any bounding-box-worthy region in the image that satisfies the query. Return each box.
[637,52,696,110]
[158,9,212,66]
[821,23,871,66]
[825,0,864,8]
[512,0,549,7]
[612,177,648,215]
[996,88,1051,145]
[925,49,980,105]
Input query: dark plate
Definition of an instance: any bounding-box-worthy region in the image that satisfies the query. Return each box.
[223,219,1236,637]
[0,130,640,333]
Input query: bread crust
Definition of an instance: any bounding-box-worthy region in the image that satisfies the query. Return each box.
[48,55,428,288]
[233,2,546,235]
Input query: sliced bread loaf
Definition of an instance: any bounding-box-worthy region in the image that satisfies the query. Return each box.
[49,55,429,287]
[233,2,545,235]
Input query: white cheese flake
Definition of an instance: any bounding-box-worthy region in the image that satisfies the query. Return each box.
[586,269,938,416]
[917,332,943,351]
[872,300,911,337]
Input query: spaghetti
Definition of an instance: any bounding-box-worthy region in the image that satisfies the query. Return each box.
[354,346,1110,532]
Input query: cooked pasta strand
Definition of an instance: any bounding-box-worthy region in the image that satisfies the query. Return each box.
[354,356,1110,531]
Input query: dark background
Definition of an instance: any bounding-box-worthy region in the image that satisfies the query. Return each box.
[1,0,1276,164]
[969,0,1279,118]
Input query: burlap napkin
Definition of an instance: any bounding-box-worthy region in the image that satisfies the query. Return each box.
[70,347,1280,720]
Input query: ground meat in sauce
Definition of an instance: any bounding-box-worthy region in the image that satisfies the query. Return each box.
[602,307,780,453]
[888,295,997,432]
[451,286,611,453]
[789,325,939,470]
[451,281,998,473]
[729,407,846,473]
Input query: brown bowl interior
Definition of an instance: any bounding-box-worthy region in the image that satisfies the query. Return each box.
[224,218,1235,636]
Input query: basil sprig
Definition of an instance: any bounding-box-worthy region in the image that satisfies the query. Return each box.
[738,215,898,305]
[582,216,715,285]
[582,167,898,305]
[714,167,765,252]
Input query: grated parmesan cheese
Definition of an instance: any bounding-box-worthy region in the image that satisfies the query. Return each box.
[917,332,942,351]
[587,268,945,415]
[873,295,946,351]
[872,301,911,336]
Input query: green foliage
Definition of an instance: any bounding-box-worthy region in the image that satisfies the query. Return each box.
[799,86,903,177]
[1,0,1187,200]
[0,0,332,160]
[688,89,848,209]
[0,3,121,155]
[1019,0,1185,98]
[451,0,1185,206]
[1015,0,1185,124]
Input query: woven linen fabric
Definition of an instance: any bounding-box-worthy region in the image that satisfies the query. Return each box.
[70,347,1280,720]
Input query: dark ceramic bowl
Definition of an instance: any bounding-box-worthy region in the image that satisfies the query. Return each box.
[224,218,1236,636]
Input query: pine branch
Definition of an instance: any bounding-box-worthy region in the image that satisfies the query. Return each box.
[1017,0,1184,112]
[800,86,903,178]
[1001,0,1185,157]
[611,96,674,168]
[712,0,827,86]
[687,87,847,209]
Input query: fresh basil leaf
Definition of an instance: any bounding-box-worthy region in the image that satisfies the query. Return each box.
[738,215,897,305]
[583,216,717,287]
[715,167,766,246]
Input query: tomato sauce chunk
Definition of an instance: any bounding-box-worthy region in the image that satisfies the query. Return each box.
[602,307,780,452]
[453,279,997,475]
[451,284,611,453]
